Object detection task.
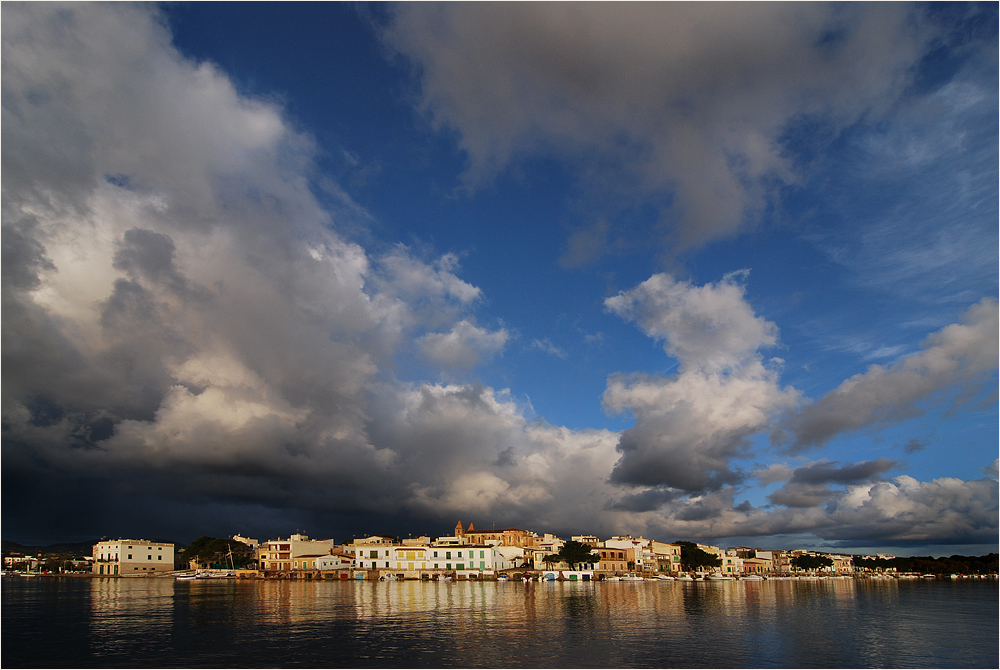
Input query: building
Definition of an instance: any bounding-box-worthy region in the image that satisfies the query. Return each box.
[232,534,259,550]
[317,553,355,571]
[721,550,743,575]
[457,521,539,548]
[596,546,633,573]
[92,539,175,575]
[258,534,336,571]
[353,542,516,578]
[650,541,682,574]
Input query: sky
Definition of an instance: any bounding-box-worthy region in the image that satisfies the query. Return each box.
[2,2,997,556]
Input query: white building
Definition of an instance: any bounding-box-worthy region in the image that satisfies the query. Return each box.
[92,539,175,576]
[317,553,354,571]
[258,533,336,571]
[354,543,516,577]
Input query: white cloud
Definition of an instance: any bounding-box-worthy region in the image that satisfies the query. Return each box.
[603,272,799,491]
[531,338,568,359]
[605,271,777,373]
[417,320,509,370]
[785,299,999,450]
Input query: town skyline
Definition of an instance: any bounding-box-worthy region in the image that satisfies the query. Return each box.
[3,3,997,557]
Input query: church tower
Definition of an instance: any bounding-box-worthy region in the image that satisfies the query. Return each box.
[455,520,464,537]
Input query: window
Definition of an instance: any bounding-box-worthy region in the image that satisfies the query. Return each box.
[434,563,439,569]
[446,552,451,559]
[480,551,485,559]
[433,551,438,558]
[128,554,132,559]
[446,563,451,570]
[370,551,378,559]
[457,563,464,570]
[458,551,463,558]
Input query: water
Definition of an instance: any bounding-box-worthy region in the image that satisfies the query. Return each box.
[3,577,997,668]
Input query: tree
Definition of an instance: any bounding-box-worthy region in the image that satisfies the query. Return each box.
[545,541,601,570]
[675,541,722,571]
[790,555,833,571]
[178,537,255,569]
[559,541,601,569]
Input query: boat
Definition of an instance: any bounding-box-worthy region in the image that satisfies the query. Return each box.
[676,574,694,581]
[176,570,213,580]
[741,574,764,581]
[707,573,734,581]
[620,573,644,581]
[655,575,675,580]
[921,574,937,580]
[497,574,509,581]
[603,576,620,581]
[437,575,452,582]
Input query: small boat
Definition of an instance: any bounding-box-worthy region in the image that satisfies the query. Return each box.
[676,574,694,581]
[603,576,621,581]
[620,573,644,581]
[655,575,675,580]
[741,574,764,581]
[921,574,936,580]
[437,575,452,582]
[497,574,509,581]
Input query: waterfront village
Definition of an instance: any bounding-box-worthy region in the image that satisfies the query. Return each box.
[5,520,997,582]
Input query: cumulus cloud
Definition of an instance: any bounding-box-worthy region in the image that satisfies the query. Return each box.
[0,3,511,538]
[603,463,997,547]
[767,458,897,508]
[384,3,932,254]
[0,3,631,543]
[785,299,998,451]
[417,320,509,370]
[603,273,799,491]
[2,3,993,550]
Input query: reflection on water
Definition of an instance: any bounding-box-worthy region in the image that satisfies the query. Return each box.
[3,577,996,668]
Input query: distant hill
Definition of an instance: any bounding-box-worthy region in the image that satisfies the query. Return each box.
[3,538,179,557]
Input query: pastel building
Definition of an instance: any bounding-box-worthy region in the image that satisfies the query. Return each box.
[258,533,336,571]
[92,539,175,575]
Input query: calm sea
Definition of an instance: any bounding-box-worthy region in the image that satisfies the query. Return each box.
[2,576,997,668]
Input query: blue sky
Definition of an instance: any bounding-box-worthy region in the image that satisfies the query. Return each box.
[2,3,997,555]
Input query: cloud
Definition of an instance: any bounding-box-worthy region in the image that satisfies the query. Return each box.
[2,4,994,552]
[603,272,799,491]
[767,458,897,508]
[531,338,568,359]
[384,3,933,255]
[417,320,509,370]
[0,3,509,538]
[785,299,998,451]
[605,271,777,373]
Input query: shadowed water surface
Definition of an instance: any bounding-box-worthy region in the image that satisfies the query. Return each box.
[2,577,997,667]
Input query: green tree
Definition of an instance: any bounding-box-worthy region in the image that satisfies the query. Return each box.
[790,555,833,571]
[559,541,601,569]
[178,537,254,569]
[545,541,601,570]
[675,541,722,571]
